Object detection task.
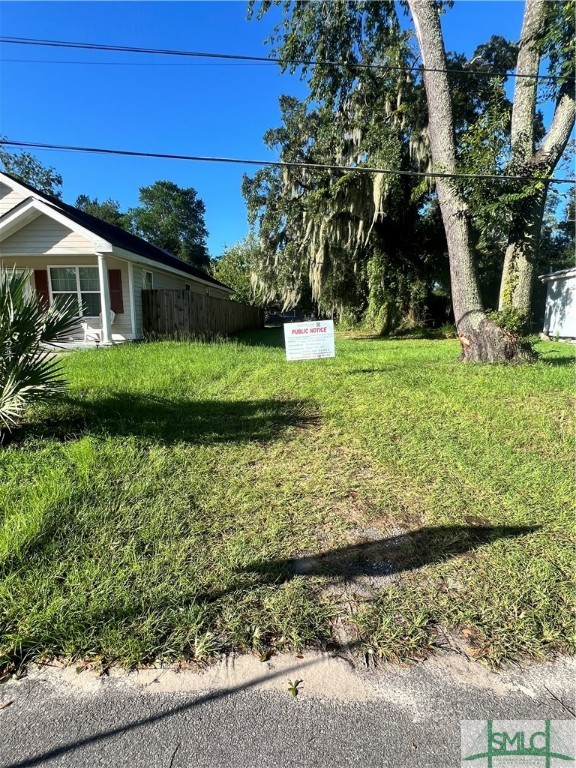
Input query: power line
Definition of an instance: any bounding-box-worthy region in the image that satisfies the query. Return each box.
[0,36,572,82]
[2,139,574,185]
[0,58,271,67]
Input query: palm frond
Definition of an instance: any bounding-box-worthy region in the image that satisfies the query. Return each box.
[0,267,79,430]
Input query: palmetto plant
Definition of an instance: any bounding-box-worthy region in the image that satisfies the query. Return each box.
[0,268,79,430]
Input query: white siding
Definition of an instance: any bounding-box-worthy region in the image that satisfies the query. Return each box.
[1,214,95,255]
[142,265,227,298]
[150,269,188,290]
[544,276,576,337]
[211,287,231,299]
[0,182,29,217]
[1,255,96,270]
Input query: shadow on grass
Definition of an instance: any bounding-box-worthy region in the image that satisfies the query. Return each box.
[50,526,541,630]
[8,525,536,663]
[344,329,450,342]
[234,327,286,348]
[16,394,318,445]
[536,350,576,367]
[170,524,538,606]
[0,522,539,752]
[235,524,538,587]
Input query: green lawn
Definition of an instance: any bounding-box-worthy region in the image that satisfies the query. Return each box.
[0,331,574,672]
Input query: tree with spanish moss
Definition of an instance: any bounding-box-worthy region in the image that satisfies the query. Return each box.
[245,3,447,330]
[250,0,575,361]
[211,235,265,305]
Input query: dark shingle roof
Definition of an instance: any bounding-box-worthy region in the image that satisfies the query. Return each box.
[0,171,231,291]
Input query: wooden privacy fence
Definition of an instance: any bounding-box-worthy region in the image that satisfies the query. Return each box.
[142,289,264,337]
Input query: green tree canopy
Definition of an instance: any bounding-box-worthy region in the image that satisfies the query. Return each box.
[75,195,131,230]
[0,139,63,198]
[244,5,519,330]
[211,235,264,305]
[244,0,440,329]
[129,181,210,268]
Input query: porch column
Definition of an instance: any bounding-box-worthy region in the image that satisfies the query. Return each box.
[97,252,113,345]
[127,261,137,339]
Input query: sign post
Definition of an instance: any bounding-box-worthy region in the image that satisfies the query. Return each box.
[283,320,335,361]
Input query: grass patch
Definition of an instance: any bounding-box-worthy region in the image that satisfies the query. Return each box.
[0,331,574,670]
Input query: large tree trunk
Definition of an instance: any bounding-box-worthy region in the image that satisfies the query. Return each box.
[408,0,528,362]
[499,0,576,315]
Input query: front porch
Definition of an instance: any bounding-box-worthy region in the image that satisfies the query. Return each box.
[0,190,138,343]
[4,254,136,345]
[44,254,121,346]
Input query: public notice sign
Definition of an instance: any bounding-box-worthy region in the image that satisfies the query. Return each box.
[284,320,335,361]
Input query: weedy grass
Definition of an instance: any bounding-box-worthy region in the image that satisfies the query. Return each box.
[0,331,573,671]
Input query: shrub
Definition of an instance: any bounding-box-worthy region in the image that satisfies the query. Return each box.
[439,322,457,339]
[486,308,530,337]
[0,268,79,430]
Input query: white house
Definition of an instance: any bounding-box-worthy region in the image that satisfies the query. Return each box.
[539,267,576,339]
[0,171,233,344]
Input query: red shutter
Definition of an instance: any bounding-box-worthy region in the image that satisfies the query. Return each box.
[34,269,50,308]
[108,269,124,314]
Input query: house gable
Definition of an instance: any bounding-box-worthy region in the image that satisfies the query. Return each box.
[0,171,232,293]
[0,181,29,217]
[0,212,97,255]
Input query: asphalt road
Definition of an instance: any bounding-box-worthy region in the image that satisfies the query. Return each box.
[1,652,574,768]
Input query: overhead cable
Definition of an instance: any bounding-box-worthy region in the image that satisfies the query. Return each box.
[0,36,572,82]
[2,140,574,185]
[0,58,268,67]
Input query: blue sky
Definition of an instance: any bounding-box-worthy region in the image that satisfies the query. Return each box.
[0,1,532,256]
